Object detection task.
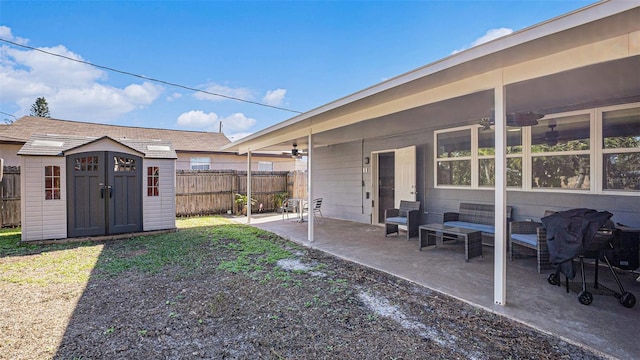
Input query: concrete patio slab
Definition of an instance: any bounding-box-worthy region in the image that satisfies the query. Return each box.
[236,214,640,360]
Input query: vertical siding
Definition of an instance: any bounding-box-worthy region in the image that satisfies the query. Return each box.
[21,156,66,241]
[143,159,176,231]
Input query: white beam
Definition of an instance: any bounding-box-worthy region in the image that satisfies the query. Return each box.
[307,131,314,242]
[247,150,252,224]
[494,84,507,305]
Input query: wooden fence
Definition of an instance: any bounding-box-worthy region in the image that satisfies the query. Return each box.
[1,166,20,227]
[0,167,308,226]
[176,170,306,216]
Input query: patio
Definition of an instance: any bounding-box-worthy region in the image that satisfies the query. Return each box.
[235,214,640,360]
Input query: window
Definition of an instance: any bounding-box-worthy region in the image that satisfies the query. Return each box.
[74,156,99,171]
[435,126,523,188]
[190,157,210,170]
[530,113,591,190]
[114,156,136,172]
[602,106,640,192]
[433,102,640,195]
[478,127,523,187]
[436,129,471,186]
[147,167,159,196]
[44,165,60,200]
[258,161,273,171]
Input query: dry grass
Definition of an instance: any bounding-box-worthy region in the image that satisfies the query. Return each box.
[0,218,603,359]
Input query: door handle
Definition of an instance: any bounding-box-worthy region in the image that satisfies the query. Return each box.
[108,186,113,198]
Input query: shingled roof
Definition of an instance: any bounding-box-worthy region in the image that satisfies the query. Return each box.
[18,133,177,159]
[0,116,230,152]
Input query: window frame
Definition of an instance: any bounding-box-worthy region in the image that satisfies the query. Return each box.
[44,165,61,200]
[433,102,639,196]
[190,157,211,170]
[147,166,160,197]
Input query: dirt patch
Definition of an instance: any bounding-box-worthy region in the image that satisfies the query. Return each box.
[1,227,605,360]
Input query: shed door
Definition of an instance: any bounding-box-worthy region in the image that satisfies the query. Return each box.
[67,151,142,237]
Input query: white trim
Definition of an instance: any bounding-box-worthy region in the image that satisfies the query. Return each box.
[434,103,640,196]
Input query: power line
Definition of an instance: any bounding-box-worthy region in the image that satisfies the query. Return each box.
[0,38,303,114]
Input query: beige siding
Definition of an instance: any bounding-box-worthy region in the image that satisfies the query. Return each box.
[143,159,176,231]
[0,144,21,166]
[175,152,297,171]
[21,156,66,241]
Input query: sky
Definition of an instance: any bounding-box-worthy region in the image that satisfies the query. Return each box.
[0,0,596,140]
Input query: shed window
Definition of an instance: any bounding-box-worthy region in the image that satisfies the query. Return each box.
[114,156,136,172]
[147,167,159,196]
[74,156,99,171]
[44,165,61,200]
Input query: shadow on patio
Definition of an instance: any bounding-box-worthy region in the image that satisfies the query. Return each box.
[239,214,640,359]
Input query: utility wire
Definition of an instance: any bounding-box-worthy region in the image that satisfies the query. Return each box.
[0,38,303,114]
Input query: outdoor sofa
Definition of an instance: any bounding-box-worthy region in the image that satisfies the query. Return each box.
[443,202,513,246]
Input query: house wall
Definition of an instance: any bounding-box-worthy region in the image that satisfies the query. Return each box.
[143,159,176,231]
[20,156,67,241]
[175,152,297,171]
[315,127,640,228]
[0,144,21,166]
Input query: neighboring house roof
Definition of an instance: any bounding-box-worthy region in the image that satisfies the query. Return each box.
[1,116,230,152]
[18,133,177,159]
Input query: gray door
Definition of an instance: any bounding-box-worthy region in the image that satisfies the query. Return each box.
[67,151,142,237]
[378,152,395,223]
[108,153,142,234]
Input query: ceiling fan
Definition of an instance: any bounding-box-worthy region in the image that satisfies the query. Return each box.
[283,143,308,159]
[532,123,571,146]
[478,111,544,130]
[544,124,560,146]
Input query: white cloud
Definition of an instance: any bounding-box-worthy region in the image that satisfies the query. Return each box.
[0,27,163,122]
[262,88,286,106]
[0,25,28,44]
[166,92,182,101]
[177,110,219,128]
[176,110,256,138]
[219,112,256,133]
[451,27,513,54]
[193,83,254,102]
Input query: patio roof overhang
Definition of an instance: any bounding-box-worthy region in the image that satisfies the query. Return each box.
[222,1,640,155]
[225,0,640,306]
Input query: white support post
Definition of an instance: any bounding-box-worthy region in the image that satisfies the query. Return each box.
[247,150,252,224]
[494,85,507,305]
[307,131,314,242]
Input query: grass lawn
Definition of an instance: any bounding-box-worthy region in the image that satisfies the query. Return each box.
[0,217,603,359]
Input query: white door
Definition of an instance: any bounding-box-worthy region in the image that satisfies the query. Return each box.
[394,145,416,206]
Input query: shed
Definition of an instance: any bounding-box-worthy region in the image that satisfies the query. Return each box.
[18,134,177,242]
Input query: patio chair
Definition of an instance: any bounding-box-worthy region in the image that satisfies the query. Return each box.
[311,198,324,224]
[384,200,421,240]
[282,199,299,221]
[509,210,555,273]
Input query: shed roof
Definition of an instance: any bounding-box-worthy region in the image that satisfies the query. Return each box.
[1,116,229,152]
[17,134,177,159]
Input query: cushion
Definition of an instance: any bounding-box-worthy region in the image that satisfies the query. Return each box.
[511,233,538,247]
[386,216,407,225]
[444,221,495,234]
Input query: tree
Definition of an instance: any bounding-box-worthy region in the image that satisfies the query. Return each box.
[30,97,51,118]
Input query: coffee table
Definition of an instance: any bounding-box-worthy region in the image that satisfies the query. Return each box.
[419,223,482,262]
